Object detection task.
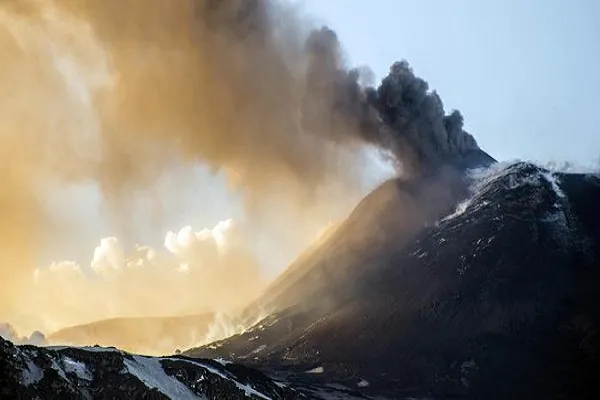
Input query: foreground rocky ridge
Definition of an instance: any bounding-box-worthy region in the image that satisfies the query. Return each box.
[0,337,312,399]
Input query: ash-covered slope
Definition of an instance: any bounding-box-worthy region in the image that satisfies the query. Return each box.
[188,162,600,399]
[243,152,495,320]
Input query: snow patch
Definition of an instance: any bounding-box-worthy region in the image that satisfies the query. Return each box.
[440,163,516,222]
[306,366,324,374]
[123,356,199,400]
[49,358,70,382]
[231,381,272,399]
[357,379,370,388]
[442,199,471,221]
[21,358,44,386]
[442,162,559,223]
[178,358,272,400]
[251,345,267,355]
[61,357,92,381]
[542,171,567,200]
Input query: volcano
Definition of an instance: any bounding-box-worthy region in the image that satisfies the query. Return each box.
[3,156,600,399]
[1,0,598,398]
[184,160,600,399]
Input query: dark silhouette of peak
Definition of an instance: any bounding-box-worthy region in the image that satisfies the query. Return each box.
[188,162,600,399]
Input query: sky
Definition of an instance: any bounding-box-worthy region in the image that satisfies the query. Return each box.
[296,0,600,167]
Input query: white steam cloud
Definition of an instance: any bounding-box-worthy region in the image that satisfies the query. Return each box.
[13,219,262,337]
[0,323,46,346]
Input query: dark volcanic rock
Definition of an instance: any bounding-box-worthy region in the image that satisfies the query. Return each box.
[0,337,304,399]
[187,162,600,399]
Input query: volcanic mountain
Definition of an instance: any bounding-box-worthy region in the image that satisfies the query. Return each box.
[2,157,599,399]
[185,160,600,399]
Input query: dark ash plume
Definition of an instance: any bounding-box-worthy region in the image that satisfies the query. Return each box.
[63,0,488,194]
[297,25,487,177]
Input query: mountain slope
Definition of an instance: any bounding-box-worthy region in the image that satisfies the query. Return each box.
[188,162,600,399]
[48,313,215,355]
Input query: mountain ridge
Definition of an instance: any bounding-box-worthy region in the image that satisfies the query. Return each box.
[187,161,600,399]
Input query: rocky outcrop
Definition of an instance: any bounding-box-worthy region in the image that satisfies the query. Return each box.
[0,337,305,399]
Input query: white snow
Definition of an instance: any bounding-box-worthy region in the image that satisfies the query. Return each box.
[440,163,516,222]
[197,362,272,400]
[214,358,233,366]
[306,366,324,374]
[21,358,44,386]
[442,199,472,221]
[357,379,370,388]
[49,359,71,383]
[542,171,567,200]
[123,356,201,400]
[175,358,273,400]
[232,380,272,399]
[441,162,568,224]
[251,345,267,355]
[61,357,92,381]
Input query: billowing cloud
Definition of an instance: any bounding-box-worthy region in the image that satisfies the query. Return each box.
[12,219,262,336]
[0,322,46,346]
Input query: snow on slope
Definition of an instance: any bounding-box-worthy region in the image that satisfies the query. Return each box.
[442,161,569,223]
[124,356,202,400]
[1,336,300,399]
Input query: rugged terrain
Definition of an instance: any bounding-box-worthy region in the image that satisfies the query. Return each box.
[0,337,310,399]
[2,160,599,399]
[188,161,600,399]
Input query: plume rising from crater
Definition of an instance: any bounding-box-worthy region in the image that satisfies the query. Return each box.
[0,0,487,342]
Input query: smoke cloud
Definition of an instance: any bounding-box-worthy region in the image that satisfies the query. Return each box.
[0,323,46,346]
[0,0,483,345]
[10,219,260,336]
